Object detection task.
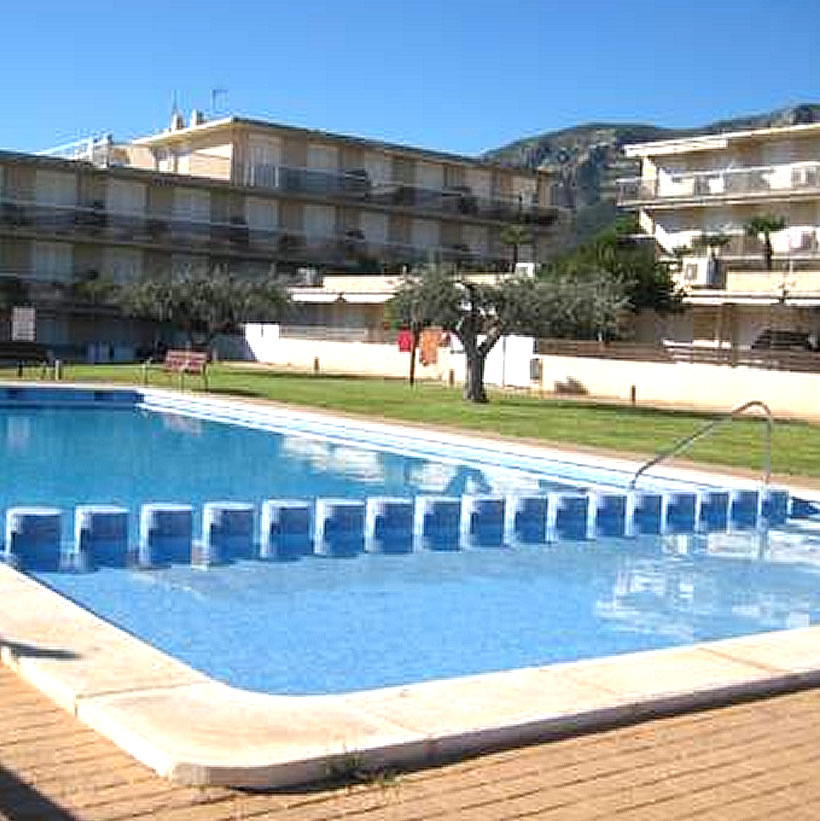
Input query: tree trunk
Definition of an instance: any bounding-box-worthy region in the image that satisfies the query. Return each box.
[763,235,774,271]
[409,325,420,387]
[463,348,488,403]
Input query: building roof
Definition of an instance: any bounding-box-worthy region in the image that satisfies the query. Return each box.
[130,115,549,177]
[624,120,820,159]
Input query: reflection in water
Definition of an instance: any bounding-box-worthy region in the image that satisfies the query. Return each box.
[5,415,30,451]
[161,413,204,436]
[595,527,820,641]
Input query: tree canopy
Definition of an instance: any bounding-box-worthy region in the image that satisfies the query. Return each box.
[389,267,627,402]
[744,214,786,271]
[542,216,684,316]
[116,267,289,350]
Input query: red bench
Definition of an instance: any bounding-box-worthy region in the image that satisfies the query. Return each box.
[143,349,209,390]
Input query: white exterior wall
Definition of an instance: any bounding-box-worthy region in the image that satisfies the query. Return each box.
[245,324,454,381]
[534,353,820,418]
[244,325,536,387]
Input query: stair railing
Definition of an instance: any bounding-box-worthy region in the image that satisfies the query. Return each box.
[628,400,773,490]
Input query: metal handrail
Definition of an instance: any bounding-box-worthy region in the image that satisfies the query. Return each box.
[628,399,773,490]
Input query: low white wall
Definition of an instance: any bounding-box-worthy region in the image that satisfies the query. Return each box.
[536,354,820,417]
[244,325,536,388]
[245,324,454,381]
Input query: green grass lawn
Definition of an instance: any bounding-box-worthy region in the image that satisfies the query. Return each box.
[7,362,820,480]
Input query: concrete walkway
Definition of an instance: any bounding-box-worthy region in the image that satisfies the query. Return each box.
[3,665,820,820]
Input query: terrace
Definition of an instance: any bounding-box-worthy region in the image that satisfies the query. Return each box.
[617,160,820,207]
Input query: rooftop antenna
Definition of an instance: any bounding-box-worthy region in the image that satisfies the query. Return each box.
[168,92,185,131]
[211,88,228,115]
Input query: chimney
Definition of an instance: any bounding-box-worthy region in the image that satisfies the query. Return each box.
[170,111,184,131]
[190,109,205,127]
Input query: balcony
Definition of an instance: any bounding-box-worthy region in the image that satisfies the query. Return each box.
[617,161,820,206]
[0,199,509,272]
[241,163,557,226]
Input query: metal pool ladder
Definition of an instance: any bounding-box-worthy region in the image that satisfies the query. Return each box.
[628,399,773,490]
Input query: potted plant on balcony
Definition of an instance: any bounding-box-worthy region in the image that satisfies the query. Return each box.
[692,232,731,286]
[744,214,786,271]
[499,224,533,273]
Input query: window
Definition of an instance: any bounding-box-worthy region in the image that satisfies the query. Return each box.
[173,188,211,222]
[411,219,439,249]
[106,180,146,215]
[245,197,278,231]
[34,171,77,206]
[103,248,143,284]
[32,241,73,281]
[307,144,338,172]
[360,212,388,243]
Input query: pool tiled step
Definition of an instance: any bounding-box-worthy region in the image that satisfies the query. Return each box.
[0,487,797,572]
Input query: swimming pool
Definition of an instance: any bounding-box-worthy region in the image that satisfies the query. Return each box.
[3,384,820,786]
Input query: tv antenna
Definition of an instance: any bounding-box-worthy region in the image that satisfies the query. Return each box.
[211,88,228,114]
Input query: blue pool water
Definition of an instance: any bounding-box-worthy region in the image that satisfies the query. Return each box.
[2,403,569,537]
[31,530,820,694]
[5,391,820,695]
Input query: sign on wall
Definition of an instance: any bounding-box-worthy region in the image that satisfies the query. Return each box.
[11,306,36,341]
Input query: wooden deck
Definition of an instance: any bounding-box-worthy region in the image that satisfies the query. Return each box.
[3,667,820,819]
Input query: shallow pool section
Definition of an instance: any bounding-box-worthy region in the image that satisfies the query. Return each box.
[31,526,820,694]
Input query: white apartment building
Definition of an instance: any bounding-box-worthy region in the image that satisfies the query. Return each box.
[618,122,820,349]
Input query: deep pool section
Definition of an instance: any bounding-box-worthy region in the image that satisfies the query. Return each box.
[1,402,567,536]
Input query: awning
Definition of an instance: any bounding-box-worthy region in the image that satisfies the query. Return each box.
[341,293,393,304]
[290,292,343,304]
[686,294,820,307]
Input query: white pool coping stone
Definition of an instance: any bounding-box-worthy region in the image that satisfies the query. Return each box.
[4,386,820,788]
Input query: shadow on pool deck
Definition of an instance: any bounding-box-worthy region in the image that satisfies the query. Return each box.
[0,764,79,820]
[2,640,79,662]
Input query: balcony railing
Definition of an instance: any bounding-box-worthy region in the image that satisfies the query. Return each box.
[241,163,557,226]
[617,161,820,205]
[0,199,510,271]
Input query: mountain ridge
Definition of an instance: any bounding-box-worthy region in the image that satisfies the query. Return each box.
[483,104,820,247]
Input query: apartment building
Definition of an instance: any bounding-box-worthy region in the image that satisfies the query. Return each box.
[618,122,820,349]
[0,112,558,358]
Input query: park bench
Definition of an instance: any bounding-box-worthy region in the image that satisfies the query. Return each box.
[0,341,51,378]
[143,349,209,390]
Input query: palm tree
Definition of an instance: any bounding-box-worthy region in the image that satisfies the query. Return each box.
[744,215,786,271]
[499,224,533,272]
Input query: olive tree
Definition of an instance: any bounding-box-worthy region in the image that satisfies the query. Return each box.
[116,267,289,352]
[389,268,627,403]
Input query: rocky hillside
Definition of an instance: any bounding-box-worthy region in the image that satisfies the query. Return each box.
[483,104,820,248]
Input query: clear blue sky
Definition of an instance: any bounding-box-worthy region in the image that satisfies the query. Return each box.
[3,0,819,157]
